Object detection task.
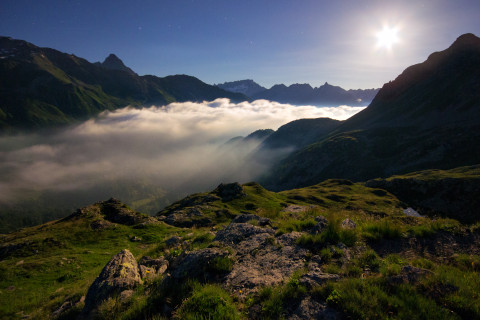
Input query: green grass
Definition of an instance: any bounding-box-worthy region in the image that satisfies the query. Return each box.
[176,284,241,320]
[0,216,178,319]
[255,271,307,319]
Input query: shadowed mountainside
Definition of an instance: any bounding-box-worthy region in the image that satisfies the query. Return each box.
[0,36,247,131]
[260,33,480,190]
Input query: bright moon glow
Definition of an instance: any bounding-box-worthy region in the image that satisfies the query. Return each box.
[376,26,399,49]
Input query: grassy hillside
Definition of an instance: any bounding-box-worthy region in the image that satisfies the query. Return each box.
[1,169,479,319]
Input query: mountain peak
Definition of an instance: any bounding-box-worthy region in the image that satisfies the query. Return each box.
[100,53,136,74]
[451,33,480,49]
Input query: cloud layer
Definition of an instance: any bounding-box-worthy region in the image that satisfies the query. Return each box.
[0,99,365,209]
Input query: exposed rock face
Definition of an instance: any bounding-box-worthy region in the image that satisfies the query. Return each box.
[214,223,275,244]
[214,222,308,295]
[366,169,480,223]
[83,249,143,313]
[299,271,340,289]
[213,182,246,201]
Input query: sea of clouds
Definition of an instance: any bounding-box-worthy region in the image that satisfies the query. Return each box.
[0,99,365,211]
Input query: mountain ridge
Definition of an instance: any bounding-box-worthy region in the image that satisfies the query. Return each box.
[217,79,379,106]
[0,36,248,132]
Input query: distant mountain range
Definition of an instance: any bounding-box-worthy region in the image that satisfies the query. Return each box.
[254,33,480,190]
[217,79,379,106]
[0,36,247,131]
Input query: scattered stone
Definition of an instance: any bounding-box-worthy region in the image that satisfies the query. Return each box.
[52,300,73,318]
[287,296,340,320]
[403,207,424,217]
[83,249,143,313]
[165,236,182,247]
[232,213,271,226]
[341,218,356,229]
[282,205,315,213]
[388,265,433,285]
[130,236,142,242]
[312,215,328,234]
[213,182,246,201]
[299,271,340,289]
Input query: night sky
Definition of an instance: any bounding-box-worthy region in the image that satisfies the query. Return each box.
[1,0,479,89]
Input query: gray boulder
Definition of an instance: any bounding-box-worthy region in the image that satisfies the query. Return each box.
[138,256,168,280]
[287,296,341,320]
[83,249,142,313]
[170,248,230,281]
[341,218,356,229]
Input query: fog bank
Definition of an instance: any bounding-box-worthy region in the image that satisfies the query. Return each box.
[0,99,365,213]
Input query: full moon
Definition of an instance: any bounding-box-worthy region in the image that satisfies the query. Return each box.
[376,26,399,49]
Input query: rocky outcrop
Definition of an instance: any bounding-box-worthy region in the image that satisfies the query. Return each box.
[213,182,246,201]
[366,169,480,223]
[66,198,158,226]
[214,223,275,244]
[83,249,143,313]
[159,206,213,228]
[170,248,230,281]
[214,222,308,295]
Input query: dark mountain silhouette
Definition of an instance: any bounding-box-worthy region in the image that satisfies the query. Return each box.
[216,79,267,97]
[95,53,137,75]
[260,33,480,190]
[0,36,247,131]
[218,79,379,106]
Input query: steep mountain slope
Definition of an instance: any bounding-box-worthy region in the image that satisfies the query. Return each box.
[0,36,247,131]
[261,33,480,190]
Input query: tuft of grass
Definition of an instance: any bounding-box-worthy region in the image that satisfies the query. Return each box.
[326,278,455,320]
[296,214,358,249]
[176,284,240,320]
[362,220,403,241]
[207,256,234,273]
[256,271,307,319]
